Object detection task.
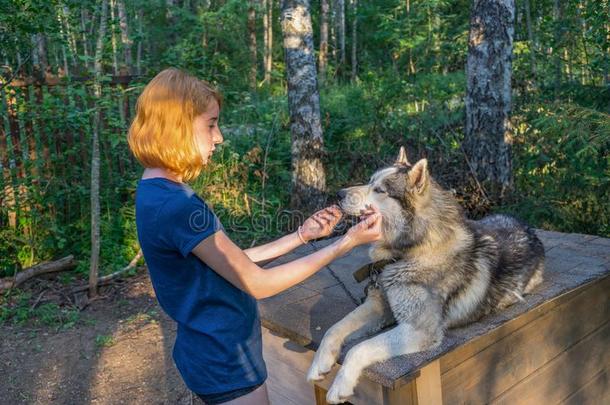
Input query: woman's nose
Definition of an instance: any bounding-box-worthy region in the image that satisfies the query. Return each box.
[215,129,224,144]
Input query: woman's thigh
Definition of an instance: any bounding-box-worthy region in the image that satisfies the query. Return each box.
[198,382,270,405]
[222,383,269,405]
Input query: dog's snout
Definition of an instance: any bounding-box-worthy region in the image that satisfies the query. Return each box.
[336,189,347,200]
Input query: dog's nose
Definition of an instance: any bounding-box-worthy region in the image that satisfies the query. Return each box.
[336,189,347,199]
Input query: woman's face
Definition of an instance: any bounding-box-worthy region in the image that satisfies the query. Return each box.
[193,99,223,165]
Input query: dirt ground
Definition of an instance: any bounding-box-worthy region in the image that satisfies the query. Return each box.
[0,271,205,405]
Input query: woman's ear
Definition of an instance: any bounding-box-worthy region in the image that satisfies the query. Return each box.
[407,159,429,193]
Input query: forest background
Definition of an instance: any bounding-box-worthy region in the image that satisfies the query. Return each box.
[0,0,608,322]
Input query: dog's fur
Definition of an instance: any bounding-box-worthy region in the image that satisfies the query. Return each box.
[307,147,545,403]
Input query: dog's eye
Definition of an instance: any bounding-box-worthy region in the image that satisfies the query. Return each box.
[373,187,386,194]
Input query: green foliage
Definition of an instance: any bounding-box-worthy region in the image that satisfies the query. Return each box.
[95,334,115,348]
[508,103,610,236]
[0,0,609,290]
[0,290,80,328]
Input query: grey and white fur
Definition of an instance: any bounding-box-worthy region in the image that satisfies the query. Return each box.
[307,147,545,404]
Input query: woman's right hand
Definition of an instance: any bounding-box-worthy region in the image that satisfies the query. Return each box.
[343,204,383,248]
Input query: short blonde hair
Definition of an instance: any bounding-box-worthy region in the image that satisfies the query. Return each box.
[128,68,222,182]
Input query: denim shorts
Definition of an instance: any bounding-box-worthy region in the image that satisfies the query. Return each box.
[196,382,264,404]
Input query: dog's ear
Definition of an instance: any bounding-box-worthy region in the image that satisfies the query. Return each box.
[395,146,411,167]
[408,159,429,193]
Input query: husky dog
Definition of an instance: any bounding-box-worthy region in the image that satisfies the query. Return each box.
[307,147,545,404]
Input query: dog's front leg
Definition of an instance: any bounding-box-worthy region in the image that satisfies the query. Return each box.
[326,284,443,404]
[307,288,393,383]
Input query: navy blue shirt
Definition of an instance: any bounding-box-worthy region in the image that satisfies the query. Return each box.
[135,177,267,394]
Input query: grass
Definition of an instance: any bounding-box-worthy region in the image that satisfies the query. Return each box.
[95,334,115,349]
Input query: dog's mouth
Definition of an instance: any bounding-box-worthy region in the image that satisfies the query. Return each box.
[337,201,377,219]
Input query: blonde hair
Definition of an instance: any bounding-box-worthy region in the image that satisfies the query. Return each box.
[128,68,222,182]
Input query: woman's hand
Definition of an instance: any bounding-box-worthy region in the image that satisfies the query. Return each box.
[299,205,343,242]
[343,204,383,248]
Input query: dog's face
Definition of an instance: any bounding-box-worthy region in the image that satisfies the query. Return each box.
[337,147,431,247]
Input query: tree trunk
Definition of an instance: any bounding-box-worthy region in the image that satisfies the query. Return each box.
[116,0,133,74]
[330,0,337,64]
[319,0,329,84]
[110,0,119,75]
[336,0,345,69]
[406,0,415,75]
[248,0,257,90]
[464,0,515,203]
[350,0,358,81]
[81,8,91,72]
[263,0,269,82]
[280,0,327,212]
[31,34,48,80]
[60,5,78,69]
[524,0,536,83]
[263,0,273,84]
[89,0,108,298]
[136,9,143,75]
[552,0,562,96]
[0,256,76,292]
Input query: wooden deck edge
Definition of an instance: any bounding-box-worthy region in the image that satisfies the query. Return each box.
[440,274,610,374]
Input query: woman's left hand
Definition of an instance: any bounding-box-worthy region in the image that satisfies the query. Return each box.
[299,205,343,242]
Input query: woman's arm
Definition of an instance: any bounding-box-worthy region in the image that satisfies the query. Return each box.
[191,211,381,299]
[243,205,343,264]
[243,231,304,264]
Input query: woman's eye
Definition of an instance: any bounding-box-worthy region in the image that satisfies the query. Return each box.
[374,187,386,194]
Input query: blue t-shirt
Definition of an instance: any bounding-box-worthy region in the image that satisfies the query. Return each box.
[135,177,267,394]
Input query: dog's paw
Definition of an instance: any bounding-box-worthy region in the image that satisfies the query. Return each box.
[326,370,357,404]
[306,356,333,382]
[326,379,355,404]
[307,344,337,382]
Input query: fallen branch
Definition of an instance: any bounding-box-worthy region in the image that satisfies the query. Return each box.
[0,256,76,292]
[72,250,143,293]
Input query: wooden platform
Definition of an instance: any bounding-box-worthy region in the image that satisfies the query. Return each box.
[259,229,610,404]
[263,327,316,405]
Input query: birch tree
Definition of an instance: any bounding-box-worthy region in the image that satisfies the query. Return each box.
[110,0,119,75]
[350,0,357,81]
[319,0,329,84]
[336,0,345,69]
[280,0,327,211]
[89,0,108,298]
[464,0,515,202]
[116,0,132,74]
[263,0,273,84]
[248,0,257,89]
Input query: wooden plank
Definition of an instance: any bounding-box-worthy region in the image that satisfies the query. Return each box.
[262,327,315,376]
[262,328,315,405]
[267,385,301,405]
[560,369,609,405]
[263,327,384,404]
[441,276,609,374]
[492,321,610,405]
[264,355,315,405]
[415,360,442,405]
[380,361,441,405]
[441,276,609,405]
[314,385,328,405]
[382,381,417,405]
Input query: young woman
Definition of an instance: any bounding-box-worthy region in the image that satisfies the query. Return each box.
[129,68,382,404]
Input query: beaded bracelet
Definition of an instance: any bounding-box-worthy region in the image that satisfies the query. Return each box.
[297,225,308,245]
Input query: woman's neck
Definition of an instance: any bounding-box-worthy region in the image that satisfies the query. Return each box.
[142,167,183,183]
